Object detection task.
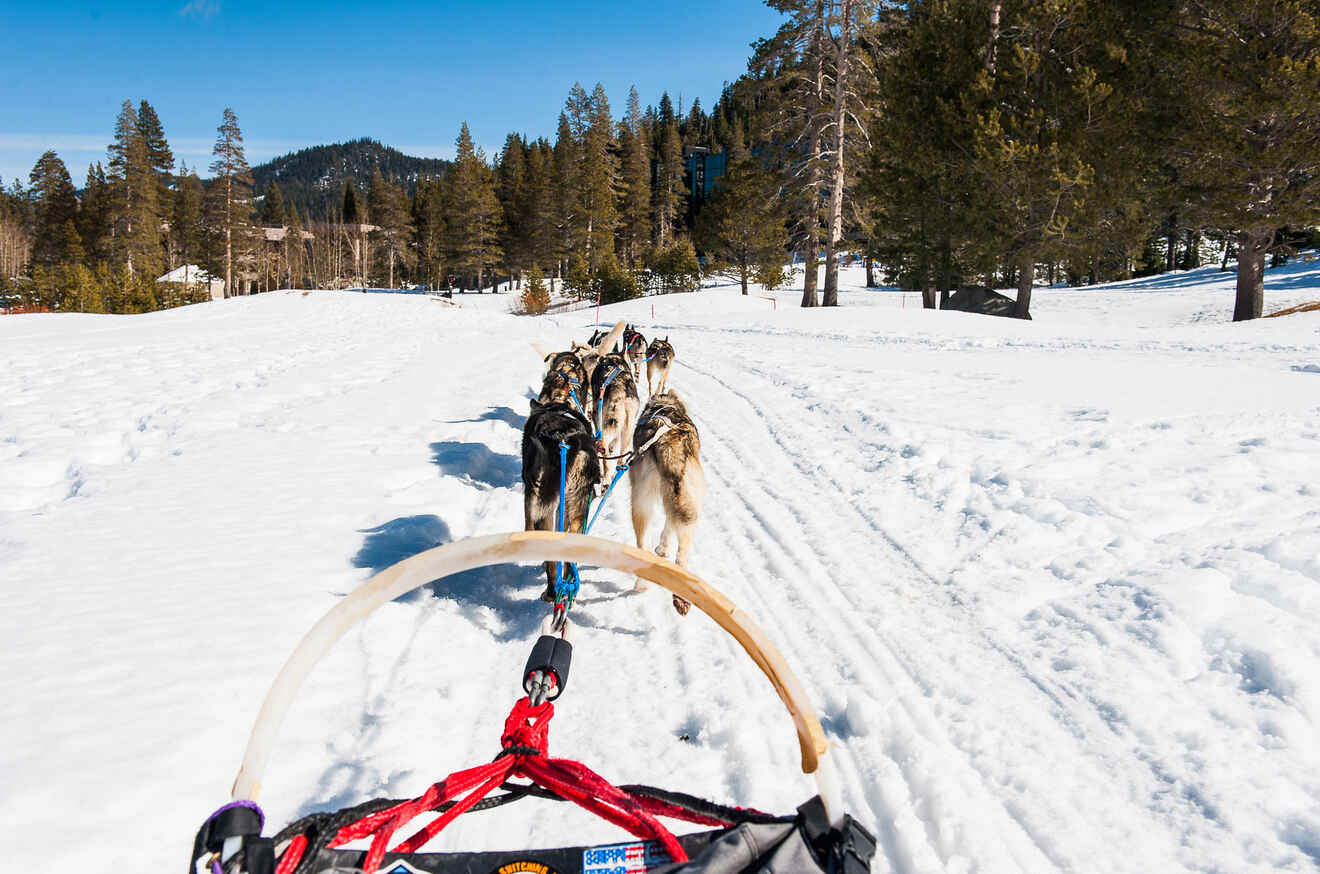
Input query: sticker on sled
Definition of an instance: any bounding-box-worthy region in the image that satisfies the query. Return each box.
[582,841,672,874]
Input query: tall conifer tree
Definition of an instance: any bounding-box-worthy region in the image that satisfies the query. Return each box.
[79,162,112,264]
[619,86,653,267]
[108,99,161,275]
[206,107,255,297]
[443,123,503,289]
[1166,0,1320,320]
[259,181,286,226]
[172,166,204,270]
[136,100,174,229]
[368,167,411,287]
[28,151,81,267]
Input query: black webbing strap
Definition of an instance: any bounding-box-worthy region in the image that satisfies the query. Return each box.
[189,804,274,874]
[797,796,877,874]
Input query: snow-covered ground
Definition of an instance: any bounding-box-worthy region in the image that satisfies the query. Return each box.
[2,261,1318,873]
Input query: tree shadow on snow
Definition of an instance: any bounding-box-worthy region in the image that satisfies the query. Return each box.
[447,405,528,430]
[429,441,521,490]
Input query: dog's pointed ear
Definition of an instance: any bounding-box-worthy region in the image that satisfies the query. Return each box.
[530,398,544,412]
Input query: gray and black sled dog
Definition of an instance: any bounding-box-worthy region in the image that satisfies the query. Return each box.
[646,337,675,397]
[589,351,640,488]
[522,399,600,601]
[622,325,648,385]
[629,390,705,615]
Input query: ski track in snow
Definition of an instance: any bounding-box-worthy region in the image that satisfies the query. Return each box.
[2,264,1320,873]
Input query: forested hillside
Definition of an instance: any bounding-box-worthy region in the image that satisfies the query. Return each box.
[250,138,450,218]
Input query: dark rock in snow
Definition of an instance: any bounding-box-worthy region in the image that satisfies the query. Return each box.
[943,285,1032,319]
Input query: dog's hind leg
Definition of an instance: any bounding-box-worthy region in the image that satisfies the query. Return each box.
[629,461,659,591]
[656,519,675,559]
[526,503,557,601]
[631,502,653,592]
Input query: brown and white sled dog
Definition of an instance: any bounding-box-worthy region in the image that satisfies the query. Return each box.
[629,390,705,615]
[646,337,675,397]
[538,350,589,417]
[522,399,600,600]
[589,352,640,488]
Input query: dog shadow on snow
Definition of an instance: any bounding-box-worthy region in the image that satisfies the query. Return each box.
[353,514,545,638]
[430,441,521,490]
[446,405,527,430]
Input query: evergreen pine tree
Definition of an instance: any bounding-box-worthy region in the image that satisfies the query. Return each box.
[136,99,175,237]
[525,140,559,285]
[551,113,577,284]
[695,160,789,294]
[78,162,111,264]
[28,150,81,267]
[1165,0,1320,320]
[520,264,550,314]
[108,99,161,276]
[443,123,503,290]
[495,133,531,282]
[205,107,256,297]
[411,176,447,289]
[259,181,286,227]
[619,86,653,267]
[368,167,412,287]
[654,117,685,247]
[578,83,620,269]
[342,182,359,224]
[172,167,204,270]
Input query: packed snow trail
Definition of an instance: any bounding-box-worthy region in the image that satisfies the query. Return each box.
[2,264,1318,872]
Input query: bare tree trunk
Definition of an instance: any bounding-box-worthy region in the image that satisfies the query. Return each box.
[800,0,826,308]
[822,0,852,308]
[986,1,1002,75]
[865,252,875,287]
[1015,251,1033,318]
[922,273,937,309]
[801,245,819,306]
[224,172,232,298]
[1233,230,1271,321]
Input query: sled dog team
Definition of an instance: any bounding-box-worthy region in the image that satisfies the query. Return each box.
[524,321,701,615]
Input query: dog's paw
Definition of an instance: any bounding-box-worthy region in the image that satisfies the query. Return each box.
[672,595,691,616]
[633,577,650,592]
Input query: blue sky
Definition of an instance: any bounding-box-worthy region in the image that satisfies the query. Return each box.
[0,0,783,186]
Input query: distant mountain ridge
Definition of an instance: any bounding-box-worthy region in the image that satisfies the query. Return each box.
[250,137,449,220]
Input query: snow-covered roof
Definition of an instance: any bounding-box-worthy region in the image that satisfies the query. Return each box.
[156,264,215,284]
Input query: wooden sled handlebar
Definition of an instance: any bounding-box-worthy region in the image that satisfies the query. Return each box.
[230,530,832,810]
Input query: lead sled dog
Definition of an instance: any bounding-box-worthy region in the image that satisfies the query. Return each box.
[646,337,674,397]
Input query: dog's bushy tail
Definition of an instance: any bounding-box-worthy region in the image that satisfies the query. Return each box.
[685,455,706,514]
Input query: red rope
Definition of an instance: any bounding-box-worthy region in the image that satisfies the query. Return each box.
[275,697,731,874]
